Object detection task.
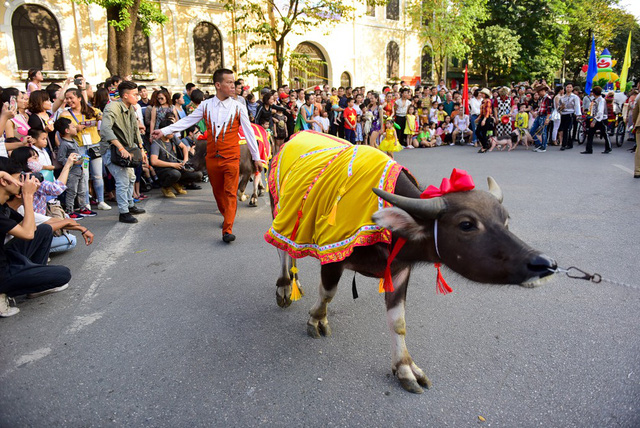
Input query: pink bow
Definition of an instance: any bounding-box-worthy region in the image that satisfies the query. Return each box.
[420,168,475,199]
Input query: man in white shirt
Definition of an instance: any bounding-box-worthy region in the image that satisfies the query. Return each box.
[469,90,482,144]
[452,113,473,145]
[151,68,261,243]
[582,86,612,154]
[559,82,582,150]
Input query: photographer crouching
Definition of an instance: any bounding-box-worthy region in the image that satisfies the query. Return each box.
[149,118,203,198]
[0,158,71,317]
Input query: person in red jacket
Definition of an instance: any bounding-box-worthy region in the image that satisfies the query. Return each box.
[151,69,260,243]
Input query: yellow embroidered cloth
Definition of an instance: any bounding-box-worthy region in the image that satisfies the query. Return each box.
[264,130,405,264]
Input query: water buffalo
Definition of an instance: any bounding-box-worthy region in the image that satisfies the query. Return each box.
[266,132,557,394]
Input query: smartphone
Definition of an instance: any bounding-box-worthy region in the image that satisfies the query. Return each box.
[9,95,17,111]
[74,78,83,86]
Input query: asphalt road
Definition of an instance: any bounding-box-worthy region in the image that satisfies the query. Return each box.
[1,136,639,427]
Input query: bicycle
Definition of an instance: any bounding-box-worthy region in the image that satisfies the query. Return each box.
[575,116,588,145]
[614,113,626,147]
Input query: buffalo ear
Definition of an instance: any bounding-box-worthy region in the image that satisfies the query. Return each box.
[372,207,427,240]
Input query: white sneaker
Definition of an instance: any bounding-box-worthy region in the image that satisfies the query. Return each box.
[97,202,112,210]
[26,283,69,299]
[0,293,19,317]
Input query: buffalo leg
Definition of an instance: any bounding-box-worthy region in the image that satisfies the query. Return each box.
[249,171,260,207]
[238,173,249,202]
[385,267,432,394]
[276,249,294,308]
[307,263,344,338]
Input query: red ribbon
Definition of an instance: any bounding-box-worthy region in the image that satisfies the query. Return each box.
[420,168,475,200]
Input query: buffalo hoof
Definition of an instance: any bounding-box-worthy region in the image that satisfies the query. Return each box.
[307,322,322,338]
[276,289,292,308]
[239,194,248,202]
[399,378,424,394]
[318,319,331,337]
[258,187,264,197]
[249,196,258,207]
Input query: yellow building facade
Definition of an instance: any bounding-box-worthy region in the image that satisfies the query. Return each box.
[0,0,430,91]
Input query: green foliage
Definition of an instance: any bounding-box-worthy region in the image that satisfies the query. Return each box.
[407,0,488,82]
[77,0,167,34]
[227,0,385,86]
[472,25,521,86]
[482,0,569,82]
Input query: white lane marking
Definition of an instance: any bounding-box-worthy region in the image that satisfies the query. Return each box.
[66,312,103,334]
[15,347,51,367]
[613,164,634,174]
[79,199,160,306]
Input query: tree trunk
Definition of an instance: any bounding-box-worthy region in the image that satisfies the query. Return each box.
[105,0,142,77]
[483,66,489,87]
[275,39,285,88]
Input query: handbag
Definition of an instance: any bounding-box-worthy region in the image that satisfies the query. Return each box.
[110,144,142,168]
[87,145,102,159]
[550,109,561,121]
[46,200,66,237]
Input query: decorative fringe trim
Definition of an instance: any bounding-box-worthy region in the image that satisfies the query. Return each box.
[327,186,346,226]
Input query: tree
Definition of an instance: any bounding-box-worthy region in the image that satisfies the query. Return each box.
[77,0,167,77]
[407,0,487,83]
[226,0,386,88]
[472,25,521,87]
[483,0,569,82]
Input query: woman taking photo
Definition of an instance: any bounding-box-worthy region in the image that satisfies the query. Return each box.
[60,88,111,211]
[2,88,30,143]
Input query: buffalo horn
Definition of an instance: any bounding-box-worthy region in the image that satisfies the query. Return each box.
[487,177,503,203]
[372,188,446,219]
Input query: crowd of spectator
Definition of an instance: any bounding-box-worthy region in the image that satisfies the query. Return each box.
[1,68,638,317]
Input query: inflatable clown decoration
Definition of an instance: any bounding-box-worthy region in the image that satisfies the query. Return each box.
[582,48,620,91]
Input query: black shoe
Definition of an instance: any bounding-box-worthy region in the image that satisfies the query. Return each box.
[580,151,592,154]
[129,205,146,215]
[634,174,640,178]
[601,149,612,154]
[185,183,202,190]
[119,213,138,223]
[560,147,566,151]
[222,233,236,243]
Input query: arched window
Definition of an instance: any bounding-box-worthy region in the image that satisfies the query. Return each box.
[421,47,433,83]
[340,72,351,88]
[193,22,223,75]
[386,41,399,79]
[386,0,399,20]
[12,4,64,71]
[289,42,328,89]
[366,1,376,17]
[131,20,152,74]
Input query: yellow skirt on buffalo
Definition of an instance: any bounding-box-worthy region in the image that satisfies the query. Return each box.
[264,130,405,264]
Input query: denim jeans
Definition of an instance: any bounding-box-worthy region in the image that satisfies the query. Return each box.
[470,114,478,142]
[50,233,77,253]
[104,149,135,214]
[65,167,86,213]
[78,145,105,205]
[530,115,548,149]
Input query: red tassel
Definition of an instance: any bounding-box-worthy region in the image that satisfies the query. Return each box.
[290,210,303,241]
[382,238,407,293]
[435,263,453,295]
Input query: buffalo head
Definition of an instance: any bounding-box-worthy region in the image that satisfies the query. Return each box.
[372,178,556,287]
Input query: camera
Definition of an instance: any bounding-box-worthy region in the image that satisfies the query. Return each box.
[74,78,83,86]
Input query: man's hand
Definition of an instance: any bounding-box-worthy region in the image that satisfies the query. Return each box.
[0,171,21,187]
[173,162,183,170]
[590,121,595,128]
[81,229,94,246]
[151,129,164,140]
[119,149,133,160]
[21,173,40,197]
[141,151,148,165]
[254,160,263,172]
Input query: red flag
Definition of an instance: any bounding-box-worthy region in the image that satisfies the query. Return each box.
[462,65,469,115]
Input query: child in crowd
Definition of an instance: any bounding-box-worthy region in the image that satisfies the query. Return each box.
[429,102,439,124]
[378,119,402,159]
[55,118,91,219]
[404,105,419,148]
[274,108,288,149]
[319,110,331,134]
[442,116,454,145]
[355,110,364,145]
[434,122,445,146]
[343,97,357,144]
[330,89,342,126]
[310,108,323,133]
[515,103,529,137]
[451,103,461,120]
[416,123,435,148]
[27,128,55,182]
[436,103,447,124]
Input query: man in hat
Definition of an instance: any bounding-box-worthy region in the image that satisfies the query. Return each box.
[582,86,612,154]
[530,84,553,152]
